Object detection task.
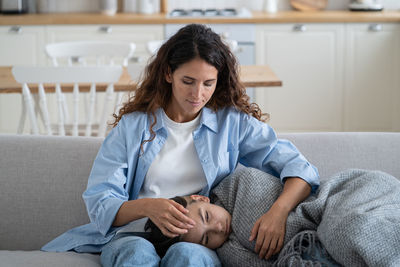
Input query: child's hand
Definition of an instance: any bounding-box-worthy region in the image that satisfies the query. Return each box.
[249,204,288,260]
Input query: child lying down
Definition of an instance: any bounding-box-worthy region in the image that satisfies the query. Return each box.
[145,167,400,266]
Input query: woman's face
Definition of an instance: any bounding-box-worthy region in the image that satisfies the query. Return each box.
[165,57,218,123]
[181,199,232,250]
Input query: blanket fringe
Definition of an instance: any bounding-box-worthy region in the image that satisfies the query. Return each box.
[274,230,322,267]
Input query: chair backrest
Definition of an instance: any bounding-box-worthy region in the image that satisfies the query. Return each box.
[224,39,238,53]
[12,66,123,137]
[45,41,136,67]
[127,63,146,82]
[146,40,164,55]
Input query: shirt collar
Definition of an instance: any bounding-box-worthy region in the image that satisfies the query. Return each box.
[152,108,165,133]
[200,107,218,133]
[152,107,219,133]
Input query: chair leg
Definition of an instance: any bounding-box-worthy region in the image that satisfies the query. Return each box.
[38,84,53,135]
[72,84,79,136]
[17,95,26,134]
[22,84,39,135]
[61,92,70,124]
[114,92,124,116]
[55,84,66,136]
[98,84,114,137]
[85,83,96,137]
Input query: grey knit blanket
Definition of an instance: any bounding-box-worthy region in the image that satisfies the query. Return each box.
[210,168,400,267]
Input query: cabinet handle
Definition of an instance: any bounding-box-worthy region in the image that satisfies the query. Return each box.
[9,26,22,34]
[293,24,307,32]
[130,56,144,63]
[368,24,382,32]
[99,26,112,33]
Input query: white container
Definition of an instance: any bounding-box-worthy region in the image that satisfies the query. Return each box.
[123,0,137,13]
[38,0,99,13]
[100,0,118,15]
[264,0,278,13]
[37,0,56,13]
[139,0,155,14]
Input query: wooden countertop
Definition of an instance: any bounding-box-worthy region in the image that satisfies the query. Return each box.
[1,11,400,25]
[0,65,282,94]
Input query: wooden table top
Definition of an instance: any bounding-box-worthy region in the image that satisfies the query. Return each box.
[1,11,400,25]
[0,65,282,94]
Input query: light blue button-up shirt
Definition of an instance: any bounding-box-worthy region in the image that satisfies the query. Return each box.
[42,107,319,253]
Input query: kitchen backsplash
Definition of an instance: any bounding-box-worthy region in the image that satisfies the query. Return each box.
[33,0,400,13]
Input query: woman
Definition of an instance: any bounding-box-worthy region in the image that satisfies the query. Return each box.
[42,24,319,267]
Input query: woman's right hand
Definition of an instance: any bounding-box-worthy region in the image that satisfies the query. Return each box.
[144,198,196,238]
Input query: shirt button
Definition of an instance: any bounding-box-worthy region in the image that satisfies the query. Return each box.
[193,135,198,140]
[202,159,207,163]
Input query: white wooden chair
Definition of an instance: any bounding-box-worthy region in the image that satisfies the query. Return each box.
[127,63,146,83]
[225,39,238,53]
[147,40,164,55]
[12,66,123,137]
[45,41,136,67]
[44,41,136,134]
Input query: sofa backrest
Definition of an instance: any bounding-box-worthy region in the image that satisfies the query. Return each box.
[0,134,103,250]
[278,132,400,181]
[1,132,400,250]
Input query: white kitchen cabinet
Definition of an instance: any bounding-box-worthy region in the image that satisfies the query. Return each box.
[343,23,400,131]
[0,25,46,66]
[0,26,46,133]
[256,24,345,132]
[45,25,164,64]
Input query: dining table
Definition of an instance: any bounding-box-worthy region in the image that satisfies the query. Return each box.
[0,65,282,93]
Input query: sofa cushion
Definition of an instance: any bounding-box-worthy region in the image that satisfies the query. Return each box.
[0,134,103,250]
[278,132,400,181]
[0,251,100,267]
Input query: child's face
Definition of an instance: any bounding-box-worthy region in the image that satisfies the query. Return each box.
[180,200,232,249]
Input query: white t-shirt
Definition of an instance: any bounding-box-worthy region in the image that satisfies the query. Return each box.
[119,110,207,233]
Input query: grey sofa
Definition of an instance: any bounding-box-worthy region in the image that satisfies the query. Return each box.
[1,132,400,267]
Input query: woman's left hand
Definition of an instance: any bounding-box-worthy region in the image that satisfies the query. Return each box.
[249,204,288,260]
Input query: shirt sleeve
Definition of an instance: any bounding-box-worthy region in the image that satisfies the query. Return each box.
[82,117,130,236]
[238,114,320,193]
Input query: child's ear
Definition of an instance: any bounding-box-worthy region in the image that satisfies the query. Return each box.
[190,195,210,203]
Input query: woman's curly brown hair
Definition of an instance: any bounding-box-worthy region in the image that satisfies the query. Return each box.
[112,24,268,147]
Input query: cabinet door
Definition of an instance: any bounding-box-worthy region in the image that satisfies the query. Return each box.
[256,24,344,132]
[45,25,164,64]
[344,23,400,131]
[0,26,46,133]
[0,26,45,66]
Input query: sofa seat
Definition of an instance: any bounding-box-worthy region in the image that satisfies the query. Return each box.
[0,251,100,267]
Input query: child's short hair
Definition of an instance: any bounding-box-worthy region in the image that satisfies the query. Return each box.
[144,196,191,256]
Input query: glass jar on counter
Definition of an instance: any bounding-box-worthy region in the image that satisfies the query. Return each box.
[100,0,118,15]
